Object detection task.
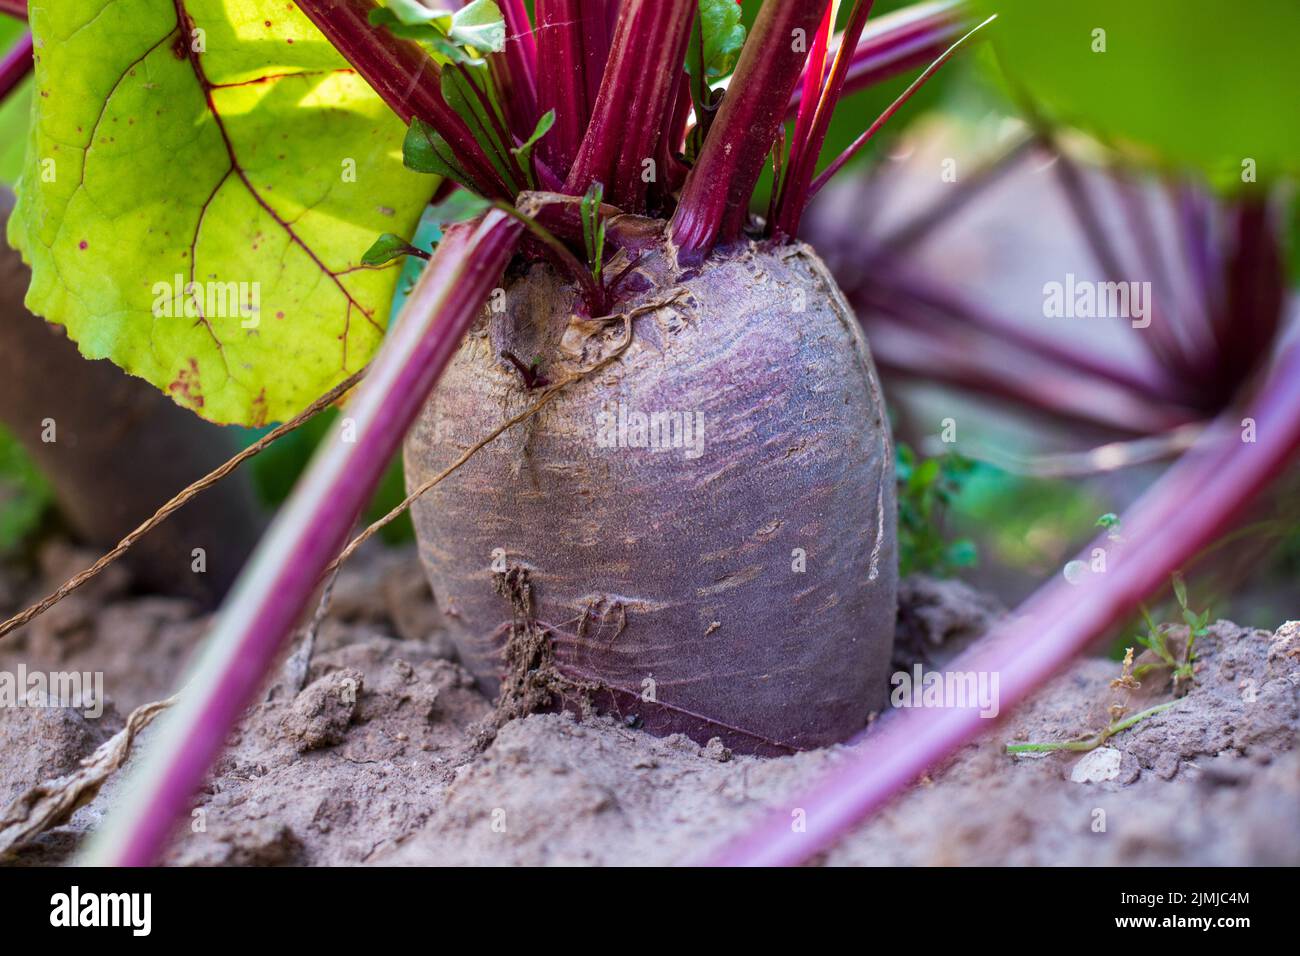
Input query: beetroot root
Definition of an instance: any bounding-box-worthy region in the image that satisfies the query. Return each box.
[404,233,896,753]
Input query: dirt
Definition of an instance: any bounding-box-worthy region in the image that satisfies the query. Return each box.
[0,541,1296,866]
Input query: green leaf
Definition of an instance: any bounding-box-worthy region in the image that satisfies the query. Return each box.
[580,180,605,282]
[1172,572,1188,610]
[685,0,747,81]
[981,0,1300,188]
[379,0,455,31]
[511,108,555,169]
[446,0,505,53]
[361,233,429,266]
[367,9,457,52]
[404,117,471,181]
[371,0,503,60]
[440,61,518,191]
[6,1,434,426]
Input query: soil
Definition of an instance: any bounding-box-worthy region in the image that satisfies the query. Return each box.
[1,540,1296,866]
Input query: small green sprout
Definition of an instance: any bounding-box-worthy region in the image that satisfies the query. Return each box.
[1007,646,1176,755]
[896,442,977,577]
[580,181,607,284]
[1006,701,1177,754]
[1133,572,1208,692]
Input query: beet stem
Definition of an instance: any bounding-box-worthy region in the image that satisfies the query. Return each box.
[785,0,968,118]
[0,30,31,105]
[534,0,613,174]
[79,211,524,866]
[670,0,828,256]
[807,14,997,199]
[564,0,696,213]
[772,0,877,238]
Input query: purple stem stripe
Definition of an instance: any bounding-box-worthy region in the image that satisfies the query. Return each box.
[0,0,25,21]
[866,318,1196,436]
[774,1,877,237]
[1046,145,1193,383]
[671,0,828,257]
[865,135,1035,256]
[80,212,523,867]
[808,13,997,198]
[493,0,539,142]
[787,0,967,116]
[863,264,1184,404]
[702,334,1300,866]
[534,0,612,175]
[500,0,537,81]
[564,0,695,212]
[0,30,32,104]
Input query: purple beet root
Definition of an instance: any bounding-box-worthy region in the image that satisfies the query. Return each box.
[404,232,896,753]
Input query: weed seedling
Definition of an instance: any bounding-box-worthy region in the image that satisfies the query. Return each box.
[1133,572,1208,694]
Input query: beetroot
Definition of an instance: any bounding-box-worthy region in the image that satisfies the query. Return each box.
[405,232,896,752]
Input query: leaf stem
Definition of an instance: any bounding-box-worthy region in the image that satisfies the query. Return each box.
[564,0,696,213]
[80,211,523,866]
[1005,701,1177,754]
[293,0,511,199]
[808,14,997,199]
[0,31,31,105]
[534,0,612,173]
[493,199,605,314]
[670,0,827,258]
[773,0,876,238]
[785,0,967,117]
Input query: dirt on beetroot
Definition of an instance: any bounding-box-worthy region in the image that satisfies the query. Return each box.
[0,540,1295,866]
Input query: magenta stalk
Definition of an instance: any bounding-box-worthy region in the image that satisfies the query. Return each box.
[79,212,524,867]
[564,0,695,211]
[491,0,540,143]
[787,0,968,115]
[809,14,997,198]
[0,0,25,22]
[773,0,876,237]
[0,31,32,104]
[670,0,828,257]
[702,335,1300,866]
[535,0,612,174]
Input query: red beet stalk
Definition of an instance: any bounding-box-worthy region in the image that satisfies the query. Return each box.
[671,0,828,256]
[534,0,613,173]
[564,0,696,212]
[80,212,523,866]
[0,30,32,104]
[786,0,968,116]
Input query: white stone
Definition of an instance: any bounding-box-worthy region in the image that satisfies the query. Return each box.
[1071,746,1122,783]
